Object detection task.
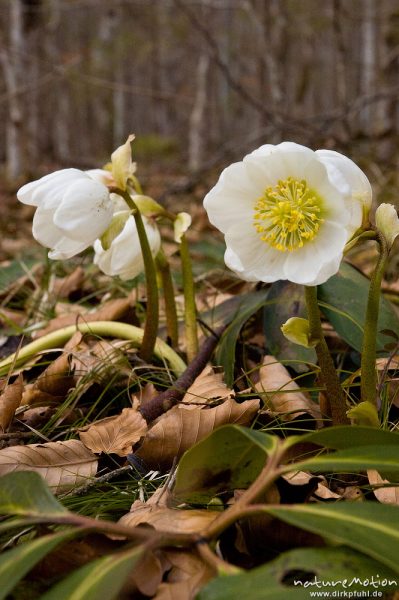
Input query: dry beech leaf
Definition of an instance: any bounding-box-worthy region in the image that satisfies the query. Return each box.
[253,355,321,421]
[0,439,98,493]
[368,470,399,504]
[128,550,166,597]
[79,408,148,456]
[0,374,23,431]
[283,471,341,500]
[376,356,399,370]
[136,397,259,470]
[182,365,234,406]
[118,501,218,534]
[0,307,27,329]
[35,296,135,337]
[154,550,213,600]
[118,485,218,538]
[132,382,158,410]
[71,339,130,385]
[51,266,85,299]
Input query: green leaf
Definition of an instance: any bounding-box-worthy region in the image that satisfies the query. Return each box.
[265,502,399,574]
[215,289,272,386]
[286,444,399,474]
[318,262,399,352]
[197,547,398,599]
[0,530,76,600]
[263,281,316,372]
[173,425,276,503]
[0,472,67,517]
[40,546,143,600]
[295,425,399,449]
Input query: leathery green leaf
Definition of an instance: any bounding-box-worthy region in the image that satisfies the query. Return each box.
[265,502,399,574]
[0,530,77,600]
[173,425,277,503]
[198,547,398,599]
[0,472,67,517]
[284,444,399,475]
[40,546,143,600]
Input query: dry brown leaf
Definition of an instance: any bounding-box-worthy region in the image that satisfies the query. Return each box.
[376,356,399,370]
[253,355,321,421]
[20,346,77,406]
[182,365,234,406]
[0,439,98,493]
[0,374,23,431]
[128,550,166,597]
[118,501,218,534]
[70,339,130,385]
[132,382,158,410]
[119,484,219,534]
[35,296,135,337]
[283,471,341,500]
[0,308,27,329]
[79,408,148,456]
[51,267,85,299]
[368,470,399,504]
[136,397,259,470]
[154,550,213,600]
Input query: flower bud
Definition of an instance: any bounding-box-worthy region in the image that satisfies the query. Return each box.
[375,203,399,250]
[346,401,380,427]
[281,317,317,348]
[174,212,192,243]
[111,134,136,190]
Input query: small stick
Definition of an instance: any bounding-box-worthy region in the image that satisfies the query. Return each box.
[140,326,226,422]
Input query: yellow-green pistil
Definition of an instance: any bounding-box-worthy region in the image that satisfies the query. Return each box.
[253,177,324,252]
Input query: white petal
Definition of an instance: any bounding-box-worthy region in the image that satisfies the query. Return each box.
[245,144,275,158]
[94,215,160,280]
[17,169,85,207]
[32,206,90,259]
[316,149,372,233]
[225,224,288,282]
[224,247,259,282]
[203,161,262,233]
[32,207,64,248]
[53,179,113,242]
[48,238,88,260]
[283,221,347,285]
[86,169,114,185]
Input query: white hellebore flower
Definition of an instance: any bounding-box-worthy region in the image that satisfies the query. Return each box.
[17,169,114,260]
[204,142,372,286]
[93,212,161,280]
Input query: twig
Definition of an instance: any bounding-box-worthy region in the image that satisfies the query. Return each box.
[139,326,226,422]
[59,466,134,499]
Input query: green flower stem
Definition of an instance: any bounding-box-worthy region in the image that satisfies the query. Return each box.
[305,286,349,426]
[114,188,159,362]
[360,233,389,405]
[180,233,199,362]
[155,249,179,349]
[0,321,186,378]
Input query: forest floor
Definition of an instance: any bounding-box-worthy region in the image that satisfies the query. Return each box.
[0,171,399,600]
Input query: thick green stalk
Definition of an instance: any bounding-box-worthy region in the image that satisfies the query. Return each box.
[305,286,349,425]
[360,234,389,405]
[180,233,199,362]
[0,321,186,378]
[115,189,159,362]
[155,249,179,348]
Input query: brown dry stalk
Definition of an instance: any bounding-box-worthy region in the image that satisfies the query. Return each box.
[140,326,226,422]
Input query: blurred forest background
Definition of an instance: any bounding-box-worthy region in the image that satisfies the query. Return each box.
[1,0,399,201]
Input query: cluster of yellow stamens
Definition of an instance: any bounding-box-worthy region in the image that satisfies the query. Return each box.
[253,177,324,252]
